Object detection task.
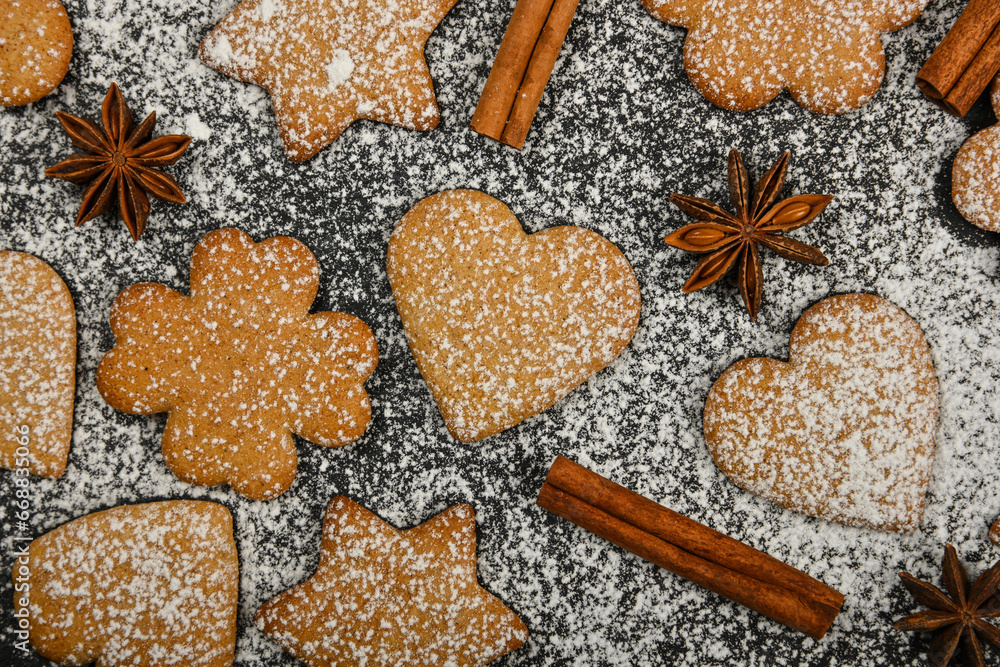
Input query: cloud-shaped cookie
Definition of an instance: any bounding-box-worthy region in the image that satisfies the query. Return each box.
[97,228,378,500]
[642,0,928,113]
[704,293,938,532]
[953,77,1000,232]
[14,501,238,666]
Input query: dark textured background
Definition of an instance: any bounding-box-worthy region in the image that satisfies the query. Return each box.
[2,0,999,664]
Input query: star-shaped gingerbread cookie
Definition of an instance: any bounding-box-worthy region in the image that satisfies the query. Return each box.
[199,0,459,162]
[256,497,528,667]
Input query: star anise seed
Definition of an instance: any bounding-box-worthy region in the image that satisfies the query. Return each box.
[895,544,1000,667]
[664,148,833,321]
[45,83,192,241]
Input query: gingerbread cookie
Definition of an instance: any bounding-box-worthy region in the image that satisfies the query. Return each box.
[952,76,1000,232]
[704,293,938,532]
[641,0,927,114]
[13,500,238,666]
[1,251,75,478]
[256,496,528,666]
[96,228,378,500]
[199,0,458,162]
[0,0,73,107]
[387,189,641,443]
[991,515,999,547]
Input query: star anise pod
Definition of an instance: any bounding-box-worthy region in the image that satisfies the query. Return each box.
[45,83,192,241]
[895,544,1000,667]
[664,149,833,321]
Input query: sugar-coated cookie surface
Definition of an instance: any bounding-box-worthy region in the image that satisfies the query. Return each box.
[0,251,75,478]
[255,496,528,667]
[198,0,458,162]
[704,293,938,532]
[0,0,73,106]
[952,77,1000,233]
[387,189,641,442]
[641,0,927,114]
[96,228,378,500]
[14,500,239,667]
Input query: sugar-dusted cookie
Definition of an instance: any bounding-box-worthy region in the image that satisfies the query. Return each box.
[991,515,999,547]
[198,0,458,162]
[704,293,939,532]
[13,500,239,666]
[953,77,1000,232]
[641,0,927,114]
[96,228,379,500]
[256,496,528,666]
[1,251,75,478]
[0,0,73,107]
[387,189,641,443]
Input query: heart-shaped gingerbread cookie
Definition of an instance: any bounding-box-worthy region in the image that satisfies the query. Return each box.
[387,190,641,442]
[1,251,76,478]
[704,293,938,532]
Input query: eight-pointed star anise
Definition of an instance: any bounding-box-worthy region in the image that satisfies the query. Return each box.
[45,83,192,241]
[664,149,833,321]
[895,544,1000,667]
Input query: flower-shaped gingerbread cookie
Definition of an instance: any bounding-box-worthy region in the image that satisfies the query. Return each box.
[642,0,928,113]
[704,293,938,532]
[97,228,378,500]
[953,77,1000,232]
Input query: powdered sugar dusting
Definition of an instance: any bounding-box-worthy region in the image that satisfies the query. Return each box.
[255,497,527,666]
[0,251,75,478]
[704,294,938,532]
[18,501,238,666]
[2,0,1000,664]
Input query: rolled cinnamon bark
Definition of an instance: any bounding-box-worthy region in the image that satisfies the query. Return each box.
[500,0,581,149]
[537,455,844,639]
[942,20,1000,116]
[471,0,556,141]
[917,0,1000,115]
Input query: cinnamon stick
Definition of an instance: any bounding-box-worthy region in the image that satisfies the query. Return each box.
[471,0,556,141]
[500,0,581,149]
[537,456,844,639]
[942,20,1000,117]
[917,0,1000,116]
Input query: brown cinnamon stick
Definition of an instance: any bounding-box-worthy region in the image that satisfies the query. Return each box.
[917,0,1000,116]
[537,456,844,639]
[942,20,1000,116]
[471,0,556,141]
[500,0,581,149]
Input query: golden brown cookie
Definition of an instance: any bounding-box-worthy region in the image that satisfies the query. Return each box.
[0,0,73,107]
[704,293,938,532]
[13,500,239,666]
[952,76,1000,232]
[96,228,379,500]
[198,0,458,162]
[386,189,641,443]
[0,251,75,478]
[255,496,528,667]
[991,515,999,548]
[641,0,927,114]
